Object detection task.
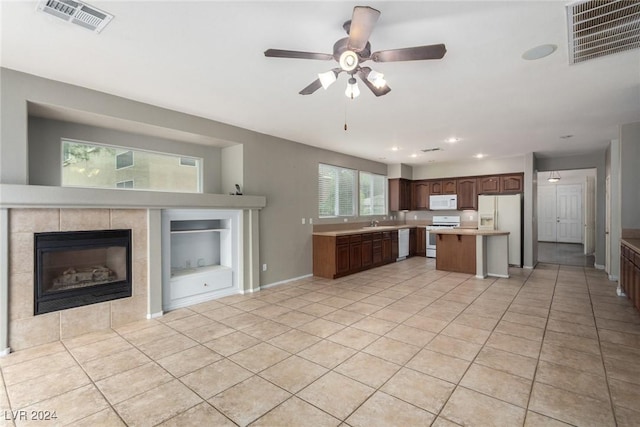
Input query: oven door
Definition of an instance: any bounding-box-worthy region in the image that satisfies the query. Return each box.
[426,229,437,258]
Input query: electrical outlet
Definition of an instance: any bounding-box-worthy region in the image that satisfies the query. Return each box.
[344,218,348,222]
[414,215,418,220]
[262,264,267,272]
[302,218,306,225]
[469,215,474,221]
[309,218,313,224]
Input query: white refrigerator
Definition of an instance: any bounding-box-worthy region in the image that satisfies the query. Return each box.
[478,194,522,267]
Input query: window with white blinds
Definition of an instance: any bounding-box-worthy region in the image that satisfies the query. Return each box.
[359,171,387,216]
[318,163,357,217]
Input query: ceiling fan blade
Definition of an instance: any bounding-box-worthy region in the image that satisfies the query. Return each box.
[347,6,380,52]
[357,67,391,97]
[371,44,447,62]
[264,49,334,60]
[299,79,323,95]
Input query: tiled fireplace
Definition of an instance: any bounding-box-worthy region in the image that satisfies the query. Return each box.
[7,209,148,351]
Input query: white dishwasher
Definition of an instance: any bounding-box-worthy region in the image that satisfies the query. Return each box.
[397,228,410,261]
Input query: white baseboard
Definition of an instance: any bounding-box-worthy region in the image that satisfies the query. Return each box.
[147,311,163,319]
[594,263,605,270]
[0,347,10,357]
[617,286,626,297]
[523,265,535,269]
[262,274,313,290]
[240,287,261,294]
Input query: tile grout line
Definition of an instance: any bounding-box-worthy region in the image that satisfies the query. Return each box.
[522,264,559,425]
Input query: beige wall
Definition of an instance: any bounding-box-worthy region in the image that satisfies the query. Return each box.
[1,68,386,286]
[620,122,640,230]
[412,156,525,179]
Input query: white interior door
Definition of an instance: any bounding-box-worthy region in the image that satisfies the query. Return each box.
[538,186,557,242]
[584,176,596,254]
[556,184,583,243]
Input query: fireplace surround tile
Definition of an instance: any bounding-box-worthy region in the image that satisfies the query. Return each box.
[133,259,148,296]
[110,209,147,260]
[60,302,112,339]
[8,312,60,351]
[60,208,110,231]
[8,272,32,321]
[9,208,60,233]
[7,208,149,351]
[9,232,34,276]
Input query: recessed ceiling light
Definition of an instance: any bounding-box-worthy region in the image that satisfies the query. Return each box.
[522,44,557,60]
[474,153,485,159]
[391,146,400,151]
[410,153,418,158]
[445,137,460,143]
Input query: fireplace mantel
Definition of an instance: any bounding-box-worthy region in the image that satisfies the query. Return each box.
[0,184,266,210]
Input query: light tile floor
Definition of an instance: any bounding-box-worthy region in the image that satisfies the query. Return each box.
[2,258,640,426]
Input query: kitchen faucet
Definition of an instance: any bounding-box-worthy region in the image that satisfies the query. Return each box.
[370,220,379,227]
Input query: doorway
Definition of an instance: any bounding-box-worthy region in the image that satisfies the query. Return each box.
[536,169,596,266]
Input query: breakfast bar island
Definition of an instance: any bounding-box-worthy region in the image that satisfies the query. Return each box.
[432,228,510,278]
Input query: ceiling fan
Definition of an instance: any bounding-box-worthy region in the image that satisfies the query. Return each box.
[264,5,446,98]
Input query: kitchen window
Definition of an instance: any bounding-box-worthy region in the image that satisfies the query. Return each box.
[318,163,356,217]
[359,171,387,216]
[61,139,202,193]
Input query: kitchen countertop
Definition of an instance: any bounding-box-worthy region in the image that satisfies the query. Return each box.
[622,238,640,253]
[430,228,510,236]
[313,225,415,237]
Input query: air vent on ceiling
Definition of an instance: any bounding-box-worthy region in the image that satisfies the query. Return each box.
[567,0,640,64]
[37,0,113,33]
[421,147,442,153]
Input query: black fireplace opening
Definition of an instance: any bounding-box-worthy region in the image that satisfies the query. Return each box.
[34,229,132,315]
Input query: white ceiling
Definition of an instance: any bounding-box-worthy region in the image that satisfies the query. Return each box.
[2,1,639,166]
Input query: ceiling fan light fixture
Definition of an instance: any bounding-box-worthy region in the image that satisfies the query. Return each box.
[339,50,359,72]
[345,77,360,99]
[366,69,386,89]
[547,171,561,182]
[318,70,337,89]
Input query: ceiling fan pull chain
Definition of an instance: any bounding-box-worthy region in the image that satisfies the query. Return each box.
[344,98,348,131]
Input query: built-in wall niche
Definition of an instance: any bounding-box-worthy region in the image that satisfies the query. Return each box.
[162,210,241,311]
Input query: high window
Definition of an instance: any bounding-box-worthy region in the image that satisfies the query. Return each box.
[318,163,357,217]
[61,139,202,193]
[359,171,387,215]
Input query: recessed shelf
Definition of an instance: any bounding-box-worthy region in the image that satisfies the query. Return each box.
[170,264,231,279]
[170,228,226,234]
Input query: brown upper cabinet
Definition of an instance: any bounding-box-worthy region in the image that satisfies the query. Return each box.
[456,178,478,210]
[442,179,457,194]
[388,178,412,211]
[412,182,430,210]
[501,174,524,193]
[478,176,501,194]
[428,179,455,194]
[429,180,443,195]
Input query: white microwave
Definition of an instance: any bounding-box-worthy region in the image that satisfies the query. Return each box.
[429,194,457,210]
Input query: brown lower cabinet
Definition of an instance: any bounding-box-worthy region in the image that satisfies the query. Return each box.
[361,234,373,268]
[313,229,411,279]
[621,242,640,311]
[435,233,476,274]
[416,227,426,256]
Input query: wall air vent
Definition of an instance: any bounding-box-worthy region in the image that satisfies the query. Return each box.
[567,0,640,64]
[37,0,113,33]
[421,147,442,153]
